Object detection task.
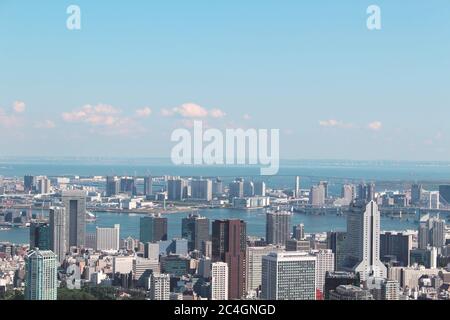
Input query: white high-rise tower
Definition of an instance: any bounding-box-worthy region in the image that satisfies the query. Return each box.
[346,200,387,281]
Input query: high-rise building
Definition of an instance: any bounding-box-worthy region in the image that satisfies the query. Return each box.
[140,215,168,243]
[36,176,51,194]
[120,177,136,195]
[191,179,213,201]
[418,215,446,249]
[327,231,348,271]
[254,181,266,197]
[133,257,160,284]
[381,280,400,300]
[262,252,316,300]
[25,250,58,301]
[345,200,387,281]
[309,185,325,206]
[24,175,35,193]
[341,184,356,205]
[411,184,423,206]
[243,181,255,197]
[105,176,120,197]
[294,176,301,198]
[357,183,376,202]
[246,245,283,294]
[319,181,329,199]
[62,190,87,248]
[30,222,51,250]
[211,262,229,300]
[228,180,244,200]
[181,213,210,252]
[144,176,153,196]
[150,273,170,300]
[312,249,335,295]
[96,224,120,251]
[266,211,292,246]
[212,178,223,196]
[49,206,67,264]
[285,239,311,252]
[380,232,413,267]
[292,224,305,240]
[212,219,246,299]
[324,271,358,300]
[167,178,188,201]
[439,185,450,206]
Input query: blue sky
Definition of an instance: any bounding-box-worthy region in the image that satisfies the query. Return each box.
[0,0,450,160]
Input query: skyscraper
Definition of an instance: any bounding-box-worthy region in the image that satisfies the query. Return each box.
[327,231,348,271]
[228,180,244,199]
[418,215,446,249]
[266,211,292,246]
[262,252,316,300]
[380,231,413,267]
[309,185,325,206]
[105,176,119,197]
[246,245,283,294]
[319,181,329,199]
[439,185,450,206]
[49,206,67,264]
[292,224,305,240]
[167,178,187,201]
[411,184,423,206]
[324,271,358,300]
[312,249,335,295]
[211,262,229,300]
[341,184,356,206]
[30,222,51,250]
[62,190,87,248]
[243,181,255,197]
[144,176,153,196]
[96,224,120,251]
[181,213,210,252]
[212,219,246,299]
[25,250,58,301]
[345,200,387,281]
[254,181,266,197]
[24,175,35,193]
[294,176,301,198]
[140,215,168,243]
[190,179,213,201]
[120,177,136,196]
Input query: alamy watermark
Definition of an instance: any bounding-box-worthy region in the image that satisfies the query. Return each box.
[170,121,280,176]
[66,5,81,30]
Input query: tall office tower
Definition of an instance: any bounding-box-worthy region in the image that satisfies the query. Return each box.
[266,211,292,246]
[144,176,153,196]
[181,213,210,252]
[411,184,423,206]
[202,240,212,258]
[167,178,187,201]
[295,176,301,198]
[312,249,335,295]
[133,257,160,284]
[345,200,387,281]
[324,271,358,300]
[292,224,305,240]
[211,262,229,300]
[246,245,283,294]
[309,185,325,206]
[30,222,51,250]
[144,242,160,260]
[228,180,244,199]
[212,178,223,196]
[254,181,266,197]
[24,175,35,193]
[49,207,67,264]
[198,257,212,279]
[191,179,213,201]
[36,176,51,194]
[367,183,376,201]
[380,232,413,267]
[418,215,446,249]
[120,177,137,196]
[439,185,450,206]
[25,250,58,301]
[285,239,311,252]
[96,224,120,251]
[357,183,376,202]
[381,280,400,300]
[262,252,316,300]
[149,273,170,300]
[319,181,329,199]
[341,184,356,205]
[327,232,348,271]
[105,176,119,197]
[212,220,247,299]
[140,215,168,243]
[62,190,87,248]
[243,181,255,197]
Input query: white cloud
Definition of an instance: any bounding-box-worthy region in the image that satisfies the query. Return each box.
[136,107,152,117]
[13,101,26,113]
[319,119,353,129]
[161,103,226,119]
[34,120,56,129]
[368,121,382,131]
[62,104,121,126]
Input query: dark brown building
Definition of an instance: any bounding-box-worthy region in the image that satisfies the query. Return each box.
[212,219,246,299]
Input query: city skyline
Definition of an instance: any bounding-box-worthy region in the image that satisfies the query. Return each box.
[1,1,450,161]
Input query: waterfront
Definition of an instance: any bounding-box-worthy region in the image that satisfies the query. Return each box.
[0,208,420,245]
